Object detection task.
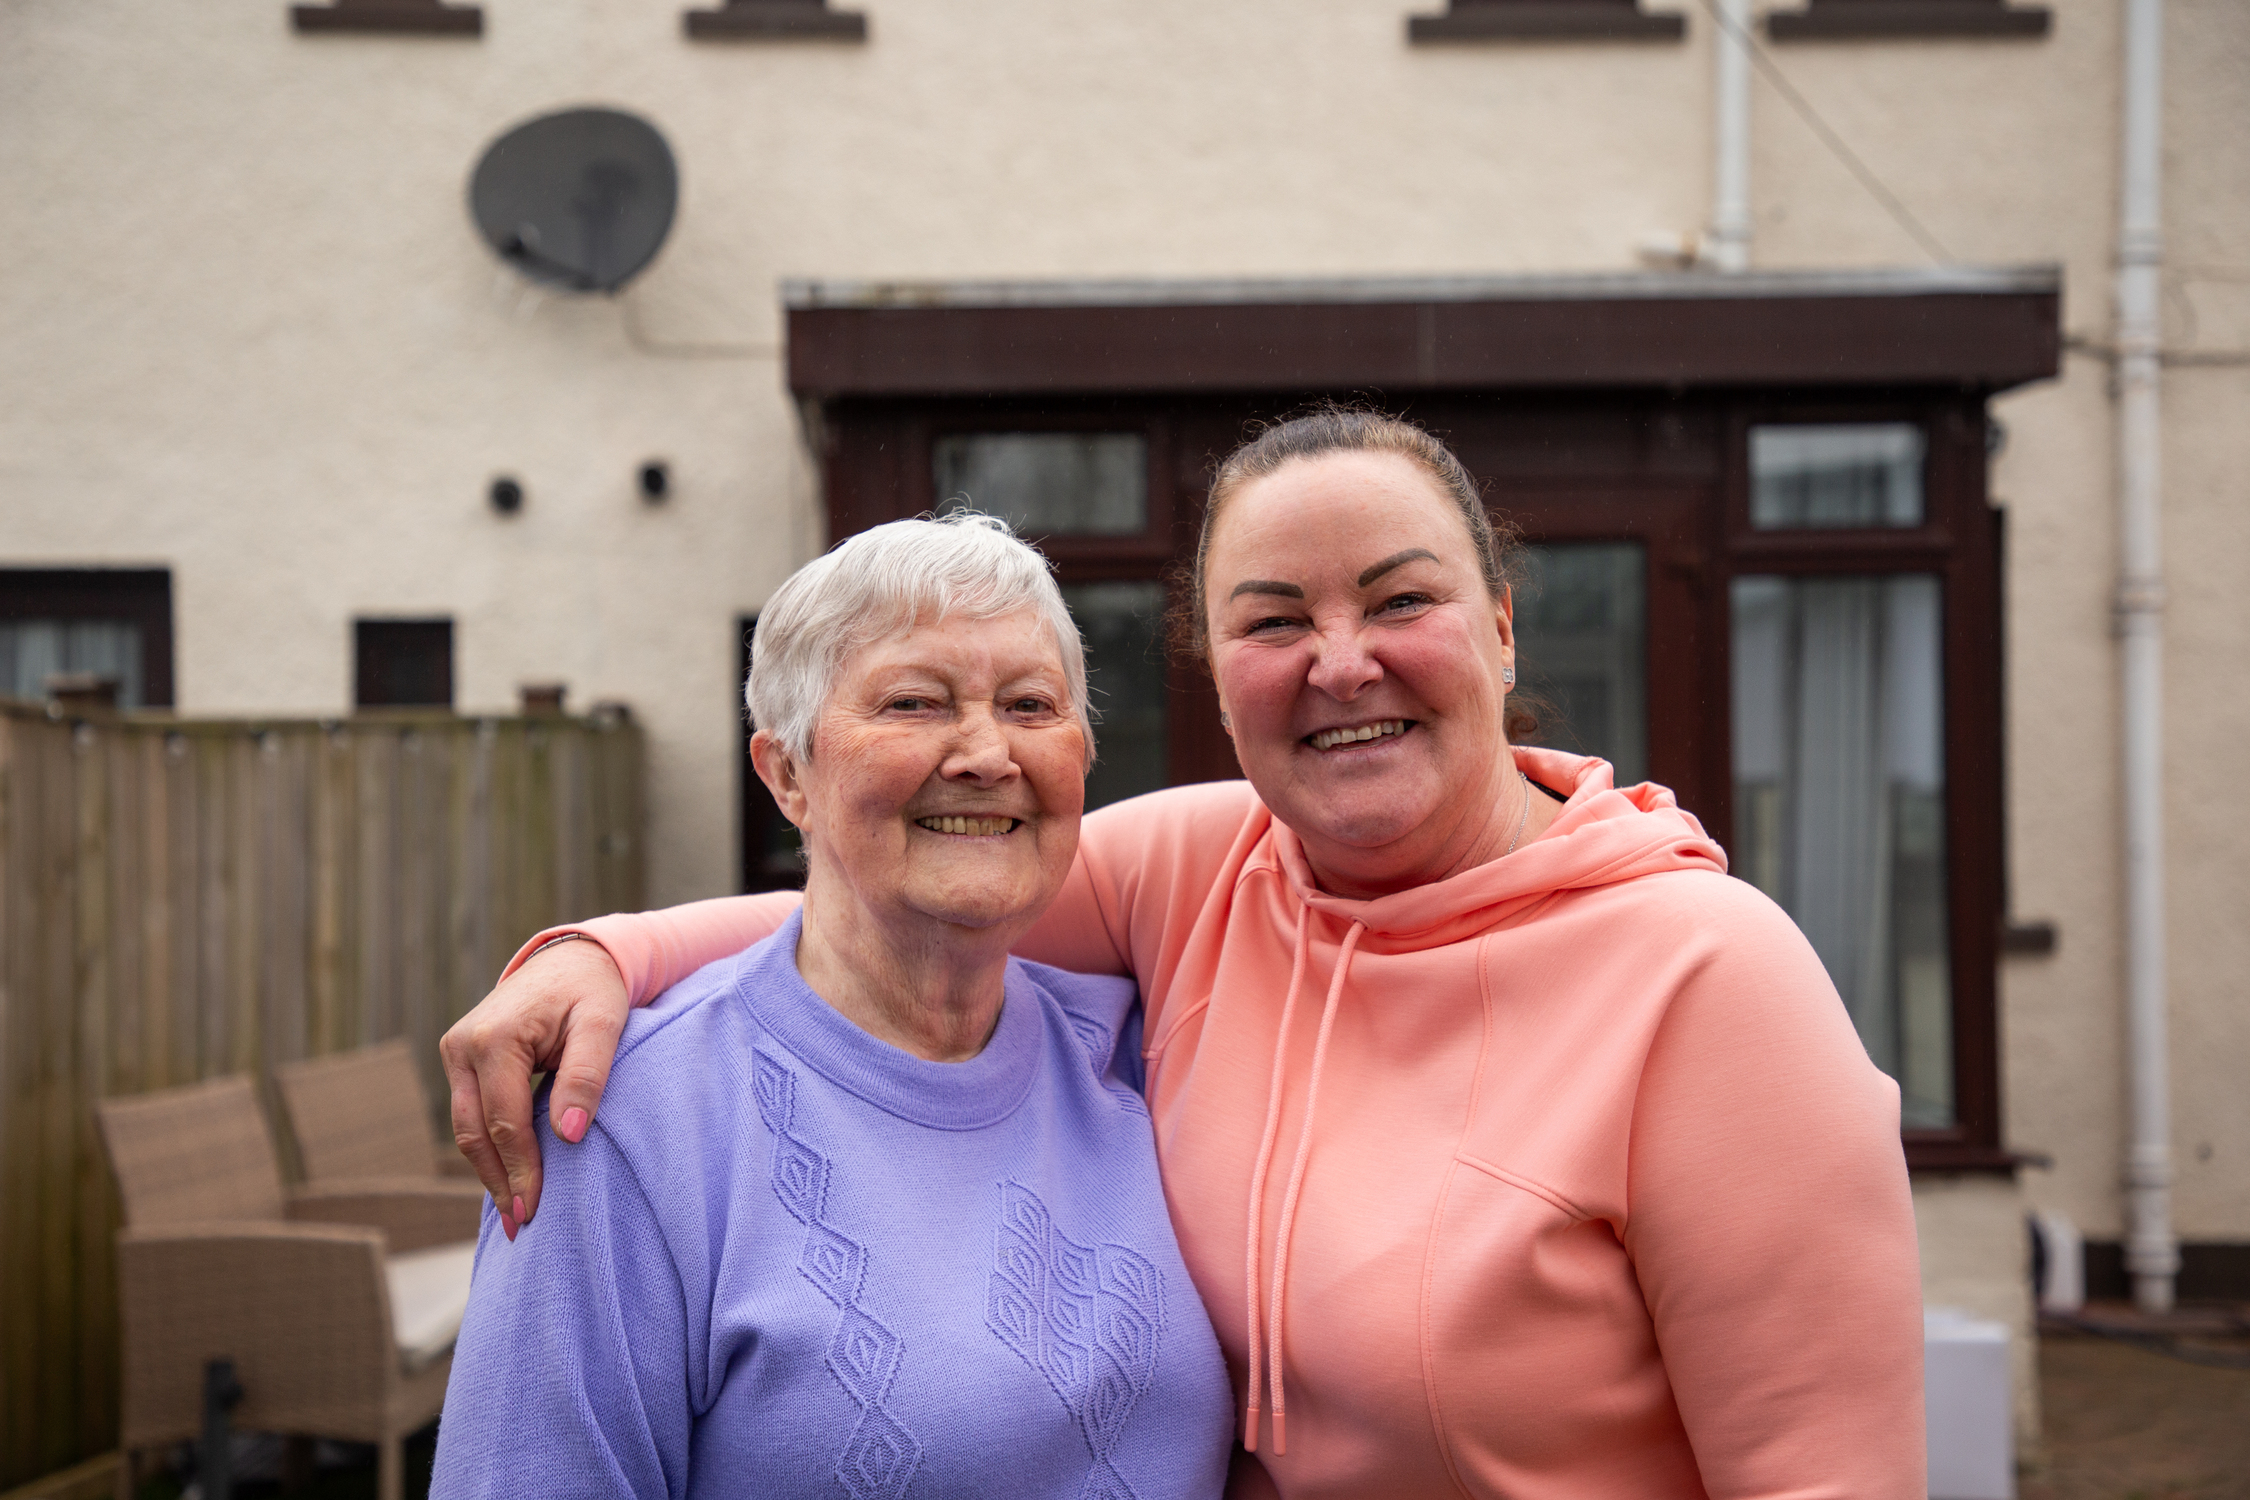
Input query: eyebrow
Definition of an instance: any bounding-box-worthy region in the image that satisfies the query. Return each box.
[1229,579,1305,600]
[1358,548,1440,587]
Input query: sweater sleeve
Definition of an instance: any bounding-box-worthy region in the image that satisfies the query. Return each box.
[1622,890,1926,1499]
[431,1114,692,1498]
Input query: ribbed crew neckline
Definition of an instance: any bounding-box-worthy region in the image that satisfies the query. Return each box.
[730,909,1042,1131]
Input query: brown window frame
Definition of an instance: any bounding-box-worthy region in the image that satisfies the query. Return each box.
[1408,0,1687,43]
[684,0,866,40]
[1766,0,2050,41]
[290,0,482,36]
[0,568,175,708]
[353,618,455,710]
[1711,394,2009,1168]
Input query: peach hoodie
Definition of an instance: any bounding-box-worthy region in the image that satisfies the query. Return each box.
[524,749,1925,1499]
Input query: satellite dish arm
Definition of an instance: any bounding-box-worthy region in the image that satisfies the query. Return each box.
[501,229,601,292]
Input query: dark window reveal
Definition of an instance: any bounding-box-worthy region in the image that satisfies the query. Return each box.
[354,619,454,708]
[0,569,175,708]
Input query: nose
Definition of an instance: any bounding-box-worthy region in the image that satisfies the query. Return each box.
[1304,618,1383,702]
[942,705,1018,786]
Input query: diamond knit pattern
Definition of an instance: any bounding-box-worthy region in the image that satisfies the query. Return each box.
[986,1180,1166,1500]
[756,1048,924,1500]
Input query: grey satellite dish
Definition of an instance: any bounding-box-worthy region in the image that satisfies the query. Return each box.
[469,107,677,293]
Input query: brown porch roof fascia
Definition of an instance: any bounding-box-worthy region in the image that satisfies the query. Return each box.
[783,267,2061,399]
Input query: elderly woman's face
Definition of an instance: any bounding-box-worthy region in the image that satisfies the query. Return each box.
[788,609,1086,935]
[1204,450,1516,882]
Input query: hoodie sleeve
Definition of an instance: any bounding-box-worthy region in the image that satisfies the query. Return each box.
[1621,880,1926,1500]
[504,893,803,1007]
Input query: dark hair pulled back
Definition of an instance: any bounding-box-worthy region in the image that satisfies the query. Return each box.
[1169,404,1542,741]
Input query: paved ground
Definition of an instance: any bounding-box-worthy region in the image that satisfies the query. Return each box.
[104,1312,2249,1499]
[2023,1312,2250,1500]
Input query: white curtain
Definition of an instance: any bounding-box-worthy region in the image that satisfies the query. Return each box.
[1731,573,1950,1123]
[0,619,145,707]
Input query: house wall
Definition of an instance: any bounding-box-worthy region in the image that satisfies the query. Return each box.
[4,0,2246,1448]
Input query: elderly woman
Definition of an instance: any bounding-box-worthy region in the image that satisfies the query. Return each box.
[445,411,1925,1498]
[429,515,1233,1498]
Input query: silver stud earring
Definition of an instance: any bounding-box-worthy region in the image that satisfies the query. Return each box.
[1219,711,1232,731]
[1503,668,1516,687]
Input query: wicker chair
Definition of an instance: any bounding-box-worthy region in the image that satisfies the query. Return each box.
[96,1074,481,1500]
[274,1038,480,1186]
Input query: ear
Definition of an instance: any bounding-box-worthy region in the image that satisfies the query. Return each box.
[750,729,812,829]
[1493,584,1518,680]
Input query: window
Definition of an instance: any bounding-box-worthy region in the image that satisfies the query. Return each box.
[934,433,1149,537]
[1407,0,1687,43]
[354,619,454,708]
[1513,543,1649,786]
[1732,573,1952,1125]
[1767,1,2050,41]
[0,569,174,708]
[1750,423,1925,529]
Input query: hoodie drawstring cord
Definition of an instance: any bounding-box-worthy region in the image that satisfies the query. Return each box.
[1262,918,1363,1457]
[1242,902,1312,1453]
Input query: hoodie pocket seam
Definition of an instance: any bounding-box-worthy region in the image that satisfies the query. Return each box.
[1452,1152,1594,1224]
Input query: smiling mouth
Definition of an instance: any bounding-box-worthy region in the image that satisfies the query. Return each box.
[914,815,1021,836]
[1306,719,1412,752]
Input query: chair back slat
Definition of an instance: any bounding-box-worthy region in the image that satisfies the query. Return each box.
[276,1039,440,1182]
[96,1075,286,1227]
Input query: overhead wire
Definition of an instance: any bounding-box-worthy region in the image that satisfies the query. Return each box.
[1692,0,1955,265]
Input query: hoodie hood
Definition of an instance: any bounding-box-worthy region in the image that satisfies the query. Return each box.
[1266,746,1729,947]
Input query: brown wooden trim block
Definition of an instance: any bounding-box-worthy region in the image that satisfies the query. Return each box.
[1768,0,2050,40]
[1410,0,1685,42]
[684,0,867,40]
[787,280,2062,399]
[290,0,482,35]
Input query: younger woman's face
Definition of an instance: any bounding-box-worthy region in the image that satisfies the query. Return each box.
[1202,450,1520,897]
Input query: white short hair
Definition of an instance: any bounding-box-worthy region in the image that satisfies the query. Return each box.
[747,512,1094,766]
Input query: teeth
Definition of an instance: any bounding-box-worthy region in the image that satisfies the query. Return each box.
[1309,720,1408,751]
[916,815,1016,836]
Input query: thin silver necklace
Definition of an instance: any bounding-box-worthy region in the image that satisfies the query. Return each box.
[1504,769,1533,856]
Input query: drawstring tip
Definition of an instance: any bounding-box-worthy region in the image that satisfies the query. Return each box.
[1272,1410,1287,1455]
[1243,1403,1261,1453]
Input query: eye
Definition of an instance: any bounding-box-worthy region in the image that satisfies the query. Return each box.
[1376,592,1432,615]
[1245,614,1303,635]
[886,696,931,712]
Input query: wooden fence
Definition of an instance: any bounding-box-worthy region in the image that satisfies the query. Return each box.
[0,699,645,1489]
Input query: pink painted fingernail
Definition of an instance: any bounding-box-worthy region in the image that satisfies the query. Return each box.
[500,1212,517,1242]
[559,1107,588,1142]
[513,1195,527,1226]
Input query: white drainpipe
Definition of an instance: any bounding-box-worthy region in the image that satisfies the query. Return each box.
[1705,0,1753,271]
[2115,0,2176,1315]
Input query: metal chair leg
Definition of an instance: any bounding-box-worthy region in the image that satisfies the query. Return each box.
[377,1434,404,1500]
[200,1359,244,1500]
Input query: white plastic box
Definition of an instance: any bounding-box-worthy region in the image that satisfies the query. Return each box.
[1925,1307,2014,1500]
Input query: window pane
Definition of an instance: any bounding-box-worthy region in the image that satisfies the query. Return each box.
[1731,573,1952,1126]
[1063,580,1168,811]
[934,433,1149,536]
[1512,543,1647,786]
[1750,423,1925,529]
[0,619,146,707]
[355,619,454,708]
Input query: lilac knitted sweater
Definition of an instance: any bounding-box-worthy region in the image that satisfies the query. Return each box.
[431,911,1232,1500]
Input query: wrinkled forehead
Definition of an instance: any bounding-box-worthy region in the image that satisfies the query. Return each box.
[830,606,1073,692]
